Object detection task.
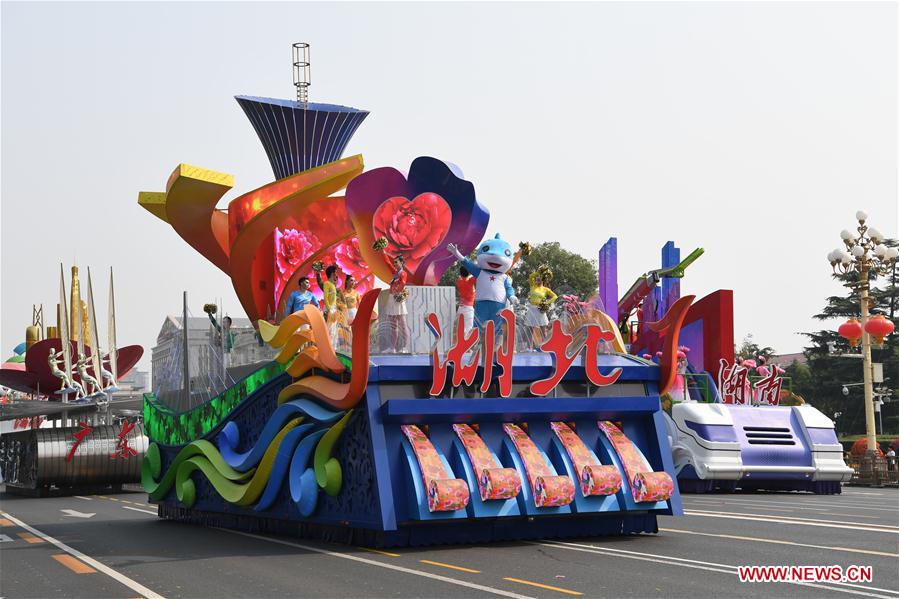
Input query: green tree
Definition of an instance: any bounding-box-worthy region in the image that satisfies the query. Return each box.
[509,242,597,300]
[793,239,899,435]
[735,334,775,361]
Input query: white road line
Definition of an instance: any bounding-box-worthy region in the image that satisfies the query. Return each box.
[218,528,535,599]
[122,506,158,516]
[685,496,899,513]
[684,510,899,533]
[73,496,93,501]
[536,540,899,599]
[0,510,166,599]
[659,527,899,558]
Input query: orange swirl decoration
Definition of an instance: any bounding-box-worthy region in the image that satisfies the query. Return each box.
[138,156,368,324]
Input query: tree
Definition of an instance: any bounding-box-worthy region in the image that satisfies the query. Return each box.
[793,239,899,436]
[735,334,775,361]
[509,242,597,300]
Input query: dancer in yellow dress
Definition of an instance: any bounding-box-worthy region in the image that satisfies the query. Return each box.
[314,263,341,341]
[337,274,361,349]
[523,269,557,349]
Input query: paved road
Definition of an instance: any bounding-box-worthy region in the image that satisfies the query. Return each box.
[1,487,897,598]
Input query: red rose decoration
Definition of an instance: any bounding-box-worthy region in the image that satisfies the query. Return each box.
[372,193,451,273]
[274,227,321,301]
[334,237,369,278]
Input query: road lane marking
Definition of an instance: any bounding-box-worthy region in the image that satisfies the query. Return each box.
[1,511,166,599]
[18,532,45,544]
[503,577,583,596]
[536,540,899,598]
[0,534,14,543]
[53,554,97,574]
[219,528,535,599]
[73,496,93,501]
[683,509,899,533]
[358,547,401,557]
[420,559,481,573]
[122,506,158,516]
[685,496,899,513]
[0,518,13,526]
[61,509,95,519]
[659,527,899,558]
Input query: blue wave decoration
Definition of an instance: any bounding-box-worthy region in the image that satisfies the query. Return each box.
[218,399,344,471]
[289,429,327,517]
[253,424,313,512]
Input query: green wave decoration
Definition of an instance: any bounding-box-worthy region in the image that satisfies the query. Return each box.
[142,440,255,500]
[143,418,303,508]
[313,410,353,497]
[143,361,287,446]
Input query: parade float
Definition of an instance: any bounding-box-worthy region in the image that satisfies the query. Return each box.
[137,45,683,546]
[600,239,854,494]
[0,266,148,496]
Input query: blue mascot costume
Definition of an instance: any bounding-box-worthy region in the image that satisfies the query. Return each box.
[448,234,518,329]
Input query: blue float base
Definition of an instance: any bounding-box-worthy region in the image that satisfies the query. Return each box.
[158,503,660,547]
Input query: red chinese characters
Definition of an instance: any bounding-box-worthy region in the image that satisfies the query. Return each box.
[66,421,94,462]
[752,367,784,406]
[428,310,515,396]
[429,310,621,397]
[530,321,622,396]
[112,420,138,459]
[717,359,783,406]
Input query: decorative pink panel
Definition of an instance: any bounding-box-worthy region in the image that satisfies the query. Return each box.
[401,425,469,512]
[598,421,673,503]
[453,424,521,501]
[503,424,574,508]
[550,422,621,497]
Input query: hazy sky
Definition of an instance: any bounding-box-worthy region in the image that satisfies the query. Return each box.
[2,1,896,374]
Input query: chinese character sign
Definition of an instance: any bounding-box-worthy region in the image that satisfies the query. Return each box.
[428,309,622,397]
[718,359,784,405]
[66,421,94,462]
[112,420,138,459]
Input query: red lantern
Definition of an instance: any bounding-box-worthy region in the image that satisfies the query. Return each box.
[864,315,895,346]
[838,318,863,347]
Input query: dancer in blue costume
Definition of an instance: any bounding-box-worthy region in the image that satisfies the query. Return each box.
[447,234,519,330]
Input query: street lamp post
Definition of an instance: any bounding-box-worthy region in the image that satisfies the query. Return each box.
[828,211,898,456]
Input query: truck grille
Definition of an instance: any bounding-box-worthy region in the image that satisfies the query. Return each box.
[743,426,795,445]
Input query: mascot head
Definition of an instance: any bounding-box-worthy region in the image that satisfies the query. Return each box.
[476,233,514,273]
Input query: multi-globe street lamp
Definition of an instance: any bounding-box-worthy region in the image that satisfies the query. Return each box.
[828,211,897,456]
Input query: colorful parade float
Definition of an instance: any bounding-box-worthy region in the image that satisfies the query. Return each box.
[136,45,850,546]
[0,266,148,496]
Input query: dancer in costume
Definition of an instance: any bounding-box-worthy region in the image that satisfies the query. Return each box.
[447,234,518,335]
[523,268,557,349]
[337,274,361,349]
[455,266,476,338]
[284,277,320,319]
[384,254,409,353]
[207,311,234,368]
[314,264,341,341]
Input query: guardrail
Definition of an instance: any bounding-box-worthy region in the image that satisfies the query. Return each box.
[848,455,899,487]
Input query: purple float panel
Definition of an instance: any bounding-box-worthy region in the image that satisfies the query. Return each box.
[724,405,812,470]
[598,238,617,316]
[678,320,705,373]
[660,241,680,317]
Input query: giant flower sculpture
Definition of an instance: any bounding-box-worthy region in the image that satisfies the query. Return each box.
[346,156,490,285]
